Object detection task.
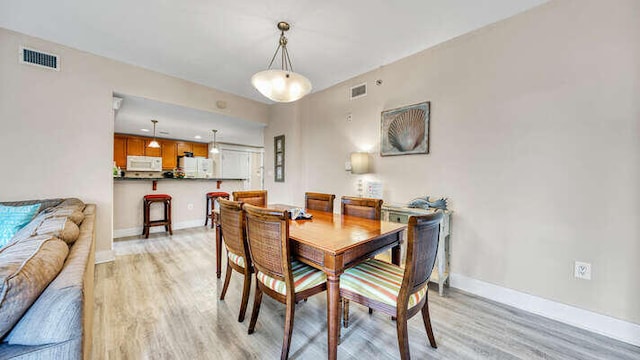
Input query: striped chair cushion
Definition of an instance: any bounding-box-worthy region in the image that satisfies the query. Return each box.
[341,259,428,309]
[257,260,326,295]
[227,251,245,268]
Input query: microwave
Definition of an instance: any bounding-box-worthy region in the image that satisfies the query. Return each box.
[126,156,162,171]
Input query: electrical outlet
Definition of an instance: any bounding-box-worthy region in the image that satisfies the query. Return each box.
[574,261,591,280]
[187,203,194,211]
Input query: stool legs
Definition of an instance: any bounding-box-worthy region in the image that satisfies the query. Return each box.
[166,199,173,235]
[205,197,212,226]
[143,198,172,239]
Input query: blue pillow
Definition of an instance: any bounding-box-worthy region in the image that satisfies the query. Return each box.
[0,203,41,248]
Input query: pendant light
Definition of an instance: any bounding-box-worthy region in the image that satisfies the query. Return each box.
[210,129,220,154]
[148,120,160,148]
[251,21,312,103]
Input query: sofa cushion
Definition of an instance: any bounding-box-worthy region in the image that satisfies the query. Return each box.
[6,206,95,346]
[45,208,85,225]
[57,198,85,212]
[34,217,80,245]
[0,204,41,248]
[0,235,69,339]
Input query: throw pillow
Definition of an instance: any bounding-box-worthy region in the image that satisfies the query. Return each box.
[0,204,41,248]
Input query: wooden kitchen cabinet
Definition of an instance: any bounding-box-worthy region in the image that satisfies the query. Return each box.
[161,140,177,170]
[114,134,208,170]
[113,135,127,168]
[193,143,209,158]
[176,142,192,156]
[126,137,145,156]
[144,140,162,157]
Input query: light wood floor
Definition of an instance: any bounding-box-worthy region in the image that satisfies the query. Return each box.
[93,227,640,359]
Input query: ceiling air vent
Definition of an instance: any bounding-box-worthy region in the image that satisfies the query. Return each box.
[19,46,60,71]
[350,83,367,100]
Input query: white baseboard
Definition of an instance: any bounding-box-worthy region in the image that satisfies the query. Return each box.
[449,273,640,347]
[95,250,115,264]
[113,219,206,239]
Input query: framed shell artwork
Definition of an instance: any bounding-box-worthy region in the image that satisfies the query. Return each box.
[380,101,430,156]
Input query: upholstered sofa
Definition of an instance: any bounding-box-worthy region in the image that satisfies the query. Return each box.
[0,198,95,360]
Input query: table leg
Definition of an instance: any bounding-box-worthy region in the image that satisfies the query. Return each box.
[327,275,340,360]
[216,222,222,279]
[391,243,401,266]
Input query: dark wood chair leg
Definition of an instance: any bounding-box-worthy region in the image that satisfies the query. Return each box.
[281,299,295,360]
[215,224,222,278]
[238,269,252,322]
[220,262,232,300]
[396,314,410,360]
[421,297,437,348]
[205,197,210,226]
[343,298,350,328]
[248,281,262,334]
[167,200,173,235]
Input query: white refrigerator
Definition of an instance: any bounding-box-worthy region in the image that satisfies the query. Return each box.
[179,157,214,178]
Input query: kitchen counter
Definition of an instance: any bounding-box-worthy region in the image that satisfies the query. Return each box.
[113,177,248,238]
[114,177,246,181]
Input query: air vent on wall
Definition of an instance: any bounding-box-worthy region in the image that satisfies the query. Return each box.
[19,46,60,71]
[350,83,367,100]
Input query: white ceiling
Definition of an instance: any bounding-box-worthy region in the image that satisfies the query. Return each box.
[114,94,265,146]
[0,0,548,103]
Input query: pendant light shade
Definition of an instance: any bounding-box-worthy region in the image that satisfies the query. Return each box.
[148,120,161,148]
[251,21,312,103]
[210,129,220,154]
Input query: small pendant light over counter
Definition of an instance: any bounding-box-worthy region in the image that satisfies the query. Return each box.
[210,129,220,154]
[148,120,160,148]
[251,21,312,103]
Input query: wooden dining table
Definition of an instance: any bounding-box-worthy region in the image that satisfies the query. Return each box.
[214,205,406,360]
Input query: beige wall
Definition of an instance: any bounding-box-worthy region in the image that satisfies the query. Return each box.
[265,0,640,324]
[0,28,269,255]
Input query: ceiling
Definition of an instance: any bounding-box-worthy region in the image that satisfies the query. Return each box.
[114,94,265,146]
[0,0,548,103]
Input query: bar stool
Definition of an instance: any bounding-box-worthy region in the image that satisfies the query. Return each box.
[143,194,173,238]
[205,191,230,228]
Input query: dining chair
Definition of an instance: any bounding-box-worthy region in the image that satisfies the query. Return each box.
[340,196,383,220]
[232,190,267,207]
[243,204,327,360]
[340,213,443,360]
[340,196,383,321]
[218,198,253,322]
[305,192,336,212]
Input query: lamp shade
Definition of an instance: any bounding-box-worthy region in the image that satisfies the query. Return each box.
[147,140,160,148]
[251,70,312,103]
[350,152,370,174]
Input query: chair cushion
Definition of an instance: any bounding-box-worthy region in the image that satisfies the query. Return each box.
[0,204,41,248]
[340,259,428,309]
[257,260,326,295]
[144,194,171,200]
[227,251,245,268]
[207,192,230,198]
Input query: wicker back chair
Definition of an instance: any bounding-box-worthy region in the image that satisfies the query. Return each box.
[244,204,327,360]
[340,213,443,360]
[341,196,383,220]
[218,198,253,322]
[305,192,336,213]
[233,190,267,207]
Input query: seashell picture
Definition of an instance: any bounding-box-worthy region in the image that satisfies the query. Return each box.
[380,102,430,156]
